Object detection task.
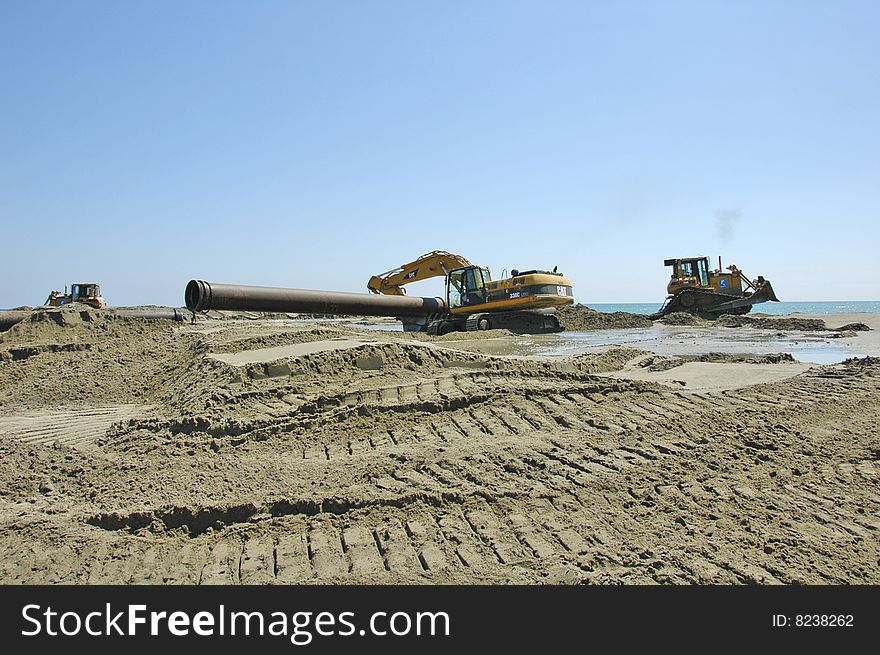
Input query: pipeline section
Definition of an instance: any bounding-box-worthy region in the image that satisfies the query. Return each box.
[185,280,448,317]
[112,308,187,321]
[0,311,30,332]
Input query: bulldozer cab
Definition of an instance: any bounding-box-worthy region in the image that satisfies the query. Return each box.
[447,266,491,309]
[667,257,710,285]
[72,283,97,302]
[70,283,105,308]
[665,257,710,293]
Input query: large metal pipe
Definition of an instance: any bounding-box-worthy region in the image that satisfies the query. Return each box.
[0,311,30,332]
[185,280,448,317]
[112,308,186,321]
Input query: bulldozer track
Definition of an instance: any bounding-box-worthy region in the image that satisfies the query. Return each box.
[2,356,878,584]
[0,404,154,451]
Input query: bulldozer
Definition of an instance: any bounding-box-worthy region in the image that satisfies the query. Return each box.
[367,250,574,334]
[45,283,107,309]
[650,256,778,319]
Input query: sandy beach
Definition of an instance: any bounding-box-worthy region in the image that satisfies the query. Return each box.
[0,305,877,584]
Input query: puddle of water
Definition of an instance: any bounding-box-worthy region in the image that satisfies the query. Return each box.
[349,322,402,331]
[531,326,669,355]
[349,321,873,365]
[536,326,869,365]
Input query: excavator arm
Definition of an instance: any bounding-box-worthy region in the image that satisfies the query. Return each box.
[367,250,473,295]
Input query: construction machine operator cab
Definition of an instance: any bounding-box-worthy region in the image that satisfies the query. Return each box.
[447,266,490,309]
[665,257,710,294]
[71,284,96,302]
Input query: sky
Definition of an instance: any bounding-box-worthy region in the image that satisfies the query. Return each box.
[2,0,878,307]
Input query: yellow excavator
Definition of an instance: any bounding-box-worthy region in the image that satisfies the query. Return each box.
[650,256,778,319]
[45,283,107,309]
[368,250,574,334]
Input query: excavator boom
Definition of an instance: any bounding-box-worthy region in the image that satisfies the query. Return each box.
[367,250,473,295]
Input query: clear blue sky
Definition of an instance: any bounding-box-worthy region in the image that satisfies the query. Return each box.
[2,0,878,307]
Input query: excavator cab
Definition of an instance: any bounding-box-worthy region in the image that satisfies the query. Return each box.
[447,266,491,309]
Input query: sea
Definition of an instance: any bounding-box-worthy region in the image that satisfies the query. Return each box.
[585,301,880,315]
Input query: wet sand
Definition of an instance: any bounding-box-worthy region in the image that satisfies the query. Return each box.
[476,312,880,366]
[0,306,877,584]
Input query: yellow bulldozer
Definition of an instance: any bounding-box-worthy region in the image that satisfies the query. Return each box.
[650,256,778,319]
[368,250,574,334]
[45,283,107,309]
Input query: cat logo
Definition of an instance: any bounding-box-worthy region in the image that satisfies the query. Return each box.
[404,269,419,280]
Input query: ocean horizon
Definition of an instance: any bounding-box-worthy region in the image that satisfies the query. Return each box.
[584,301,880,315]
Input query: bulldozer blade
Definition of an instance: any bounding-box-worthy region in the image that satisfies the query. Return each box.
[756,280,779,303]
[709,281,779,314]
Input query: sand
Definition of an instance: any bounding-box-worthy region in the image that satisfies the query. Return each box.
[557,304,654,330]
[0,306,878,585]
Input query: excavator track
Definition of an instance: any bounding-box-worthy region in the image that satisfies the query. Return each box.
[427,312,562,335]
[465,311,563,334]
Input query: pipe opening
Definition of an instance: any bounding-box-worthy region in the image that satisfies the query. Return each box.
[185,280,208,311]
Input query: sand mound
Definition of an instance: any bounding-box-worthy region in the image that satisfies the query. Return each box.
[3,304,105,338]
[210,328,350,353]
[570,346,647,373]
[639,352,796,372]
[836,323,871,332]
[558,305,653,331]
[841,355,880,366]
[662,314,869,334]
[385,328,516,342]
[0,305,198,411]
[659,312,712,326]
[716,315,827,331]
